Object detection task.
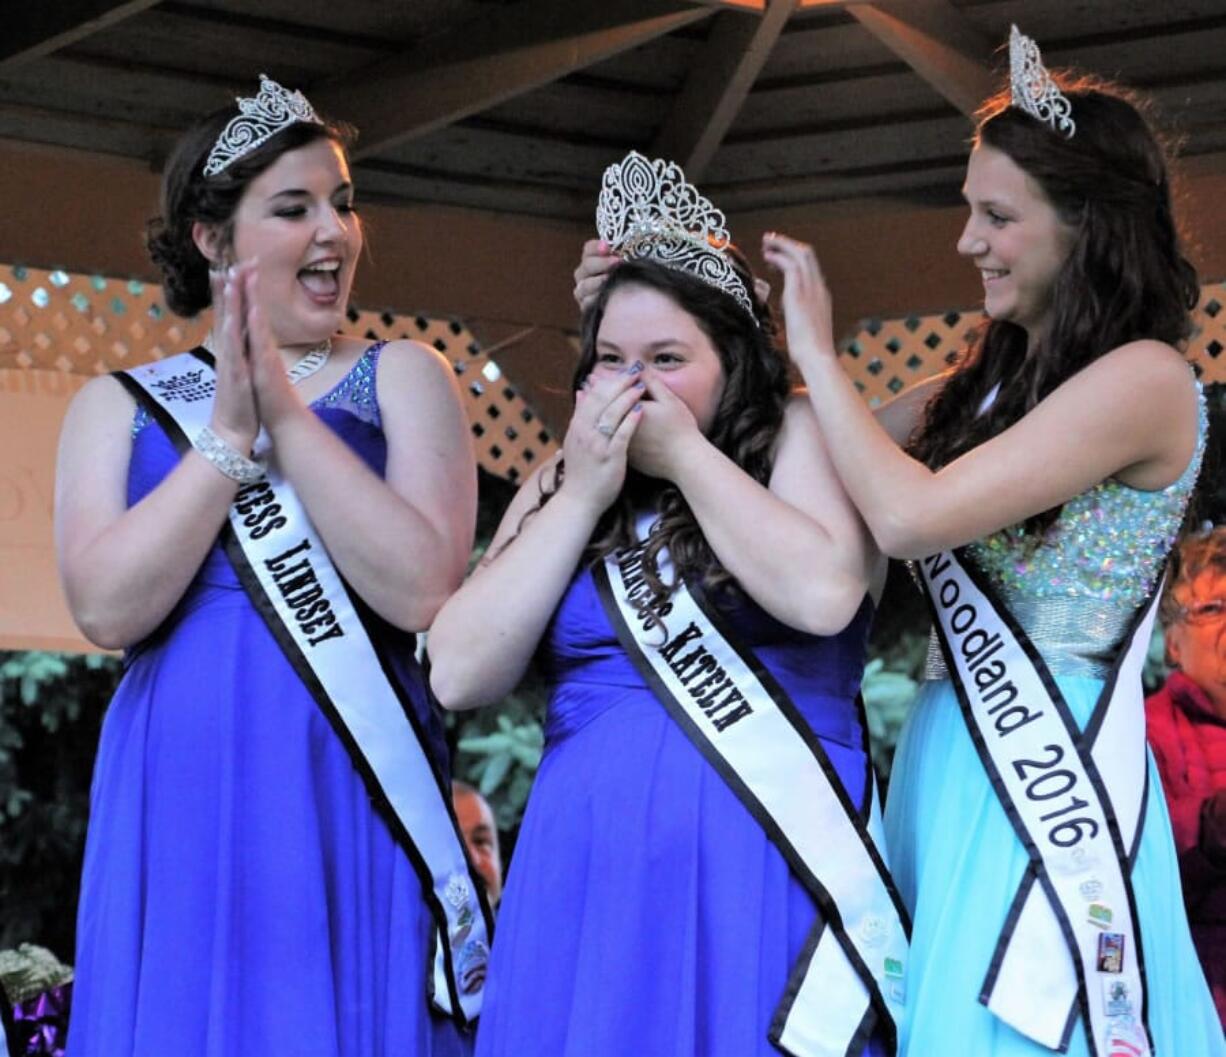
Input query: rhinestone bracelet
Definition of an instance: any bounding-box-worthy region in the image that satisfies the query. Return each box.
[193,425,265,484]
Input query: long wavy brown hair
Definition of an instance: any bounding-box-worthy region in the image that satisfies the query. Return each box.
[909,78,1199,538]
[530,255,790,601]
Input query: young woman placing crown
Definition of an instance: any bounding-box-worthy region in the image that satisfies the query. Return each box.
[761,28,1223,1057]
[56,77,483,1055]
[429,152,902,1057]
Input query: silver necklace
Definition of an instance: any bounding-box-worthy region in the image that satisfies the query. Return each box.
[203,335,333,386]
[284,339,332,385]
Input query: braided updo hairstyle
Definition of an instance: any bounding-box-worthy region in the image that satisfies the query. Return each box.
[146,104,354,318]
[909,77,1199,538]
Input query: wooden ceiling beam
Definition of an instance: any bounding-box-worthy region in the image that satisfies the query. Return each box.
[0,1,162,70]
[652,0,799,179]
[682,0,767,10]
[845,0,996,118]
[313,0,714,160]
[686,0,855,7]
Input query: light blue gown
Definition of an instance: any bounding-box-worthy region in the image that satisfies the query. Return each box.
[885,392,1225,1055]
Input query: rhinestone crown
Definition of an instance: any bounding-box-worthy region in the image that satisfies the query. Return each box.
[596,151,756,322]
[1009,24,1075,138]
[203,74,323,177]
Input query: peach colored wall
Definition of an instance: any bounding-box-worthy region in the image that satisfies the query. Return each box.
[0,369,99,652]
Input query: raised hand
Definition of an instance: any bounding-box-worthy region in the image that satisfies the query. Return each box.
[558,368,643,515]
[628,371,703,481]
[761,232,837,368]
[573,239,621,312]
[207,266,259,452]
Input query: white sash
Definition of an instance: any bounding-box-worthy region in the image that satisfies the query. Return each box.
[919,549,1156,1057]
[118,350,490,1025]
[596,519,908,1057]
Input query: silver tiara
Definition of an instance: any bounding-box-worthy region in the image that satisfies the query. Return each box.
[1009,24,1075,138]
[596,151,756,322]
[202,74,323,177]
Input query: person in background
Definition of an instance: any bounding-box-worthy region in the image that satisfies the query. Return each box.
[1147,526,1226,1024]
[453,781,503,908]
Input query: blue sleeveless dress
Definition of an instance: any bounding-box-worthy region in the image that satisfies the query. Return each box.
[68,344,471,1057]
[885,392,1225,1055]
[474,568,886,1057]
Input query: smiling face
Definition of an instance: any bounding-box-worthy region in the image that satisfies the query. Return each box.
[590,282,726,433]
[957,144,1076,343]
[210,136,361,348]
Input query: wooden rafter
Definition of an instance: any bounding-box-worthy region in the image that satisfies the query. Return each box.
[846,0,996,118]
[683,0,854,7]
[653,0,799,179]
[682,0,767,9]
[0,1,163,70]
[313,0,714,160]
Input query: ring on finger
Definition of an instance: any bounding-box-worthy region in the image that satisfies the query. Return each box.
[595,421,616,438]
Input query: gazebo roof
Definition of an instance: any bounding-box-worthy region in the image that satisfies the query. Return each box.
[5,2,1225,219]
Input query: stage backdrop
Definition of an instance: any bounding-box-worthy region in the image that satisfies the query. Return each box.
[4,262,1226,653]
[0,368,88,651]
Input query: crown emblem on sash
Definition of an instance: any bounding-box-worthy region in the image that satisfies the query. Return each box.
[203,74,323,177]
[596,151,757,322]
[1009,24,1075,138]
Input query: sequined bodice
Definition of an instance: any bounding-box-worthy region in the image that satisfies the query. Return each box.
[927,386,1206,678]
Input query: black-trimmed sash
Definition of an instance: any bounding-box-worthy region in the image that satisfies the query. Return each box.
[919,549,1156,1057]
[117,350,491,1026]
[595,519,908,1057]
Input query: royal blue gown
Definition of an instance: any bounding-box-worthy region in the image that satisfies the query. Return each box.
[68,345,471,1057]
[474,567,887,1057]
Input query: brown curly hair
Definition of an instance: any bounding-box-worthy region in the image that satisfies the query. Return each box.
[528,254,790,603]
[909,77,1198,539]
[1160,527,1226,627]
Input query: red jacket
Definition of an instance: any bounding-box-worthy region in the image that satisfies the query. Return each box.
[1146,671,1226,1023]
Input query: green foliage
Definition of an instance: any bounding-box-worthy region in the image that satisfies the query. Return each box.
[1143,623,1169,695]
[0,943,72,1003]
[862,615,928,777]
[862,659,918,775]
[0,650,120,961]
[454,698,544,834]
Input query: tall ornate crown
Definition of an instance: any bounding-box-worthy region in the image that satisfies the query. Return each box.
[1009,24,1075,138]
[596,151,757,322]
[202,74,323,177]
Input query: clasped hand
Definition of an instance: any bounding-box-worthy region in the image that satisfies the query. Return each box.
[208,260,306,453]
[560,365,705,515]
[627,372,702,481]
